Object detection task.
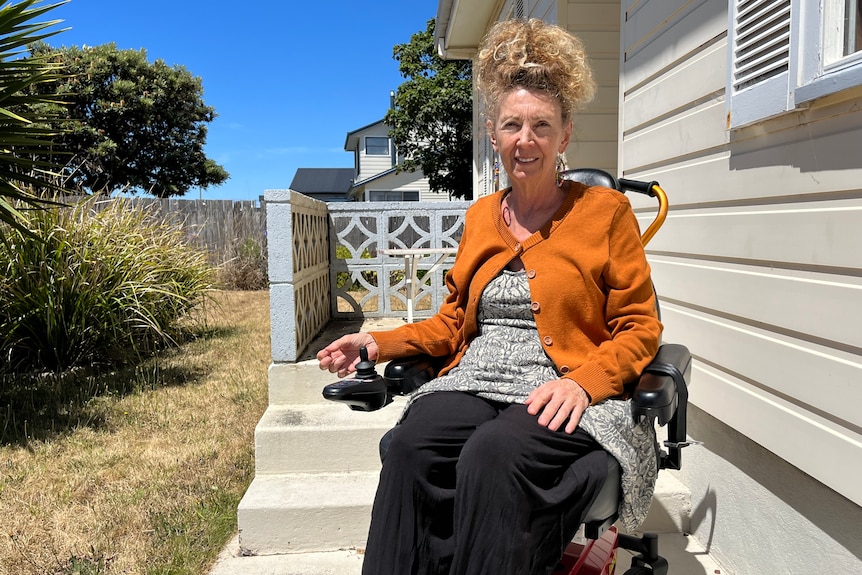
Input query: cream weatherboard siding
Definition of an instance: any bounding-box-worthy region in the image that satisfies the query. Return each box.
[348,119,442,202]
[365,169,442,203]
[355,122,396,183]
[561,0,620,176]
[618,2,862,570]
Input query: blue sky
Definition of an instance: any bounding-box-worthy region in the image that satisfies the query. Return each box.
[46,0,439,201]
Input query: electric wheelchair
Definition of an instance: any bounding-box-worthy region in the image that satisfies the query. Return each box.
[323,169,693,575]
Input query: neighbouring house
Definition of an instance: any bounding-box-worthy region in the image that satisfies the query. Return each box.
[435,1,862,574]
[290,93,458,203]
[344,111,451,202]
[288,168,354,203]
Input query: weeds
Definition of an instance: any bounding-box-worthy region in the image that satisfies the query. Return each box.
[217,237,268,291]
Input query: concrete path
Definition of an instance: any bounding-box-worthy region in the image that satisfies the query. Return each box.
[209,531,730,574]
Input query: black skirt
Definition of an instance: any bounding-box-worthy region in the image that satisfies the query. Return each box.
[362,391,610,575]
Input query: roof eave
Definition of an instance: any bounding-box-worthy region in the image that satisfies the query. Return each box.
[344,118,387,151]
[434,0,495,60]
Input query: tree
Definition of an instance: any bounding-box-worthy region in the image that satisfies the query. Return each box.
[385,19,473,199]
[27,42,228,197]
[0,0,70,232]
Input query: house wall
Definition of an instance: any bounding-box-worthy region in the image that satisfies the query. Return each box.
[560,0,620,176]
[363,169,443,202]
[356,123,396,183]
[619,0,862,573]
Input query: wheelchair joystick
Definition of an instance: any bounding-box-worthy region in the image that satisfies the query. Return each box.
[354,347,377,379]
[322,346,391,412]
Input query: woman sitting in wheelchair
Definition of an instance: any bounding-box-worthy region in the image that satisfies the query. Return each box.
[317,18,662,575]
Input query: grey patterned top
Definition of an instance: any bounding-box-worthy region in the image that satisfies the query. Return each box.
[402,270,658,530]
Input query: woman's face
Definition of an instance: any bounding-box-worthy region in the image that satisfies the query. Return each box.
[489,88,572,189]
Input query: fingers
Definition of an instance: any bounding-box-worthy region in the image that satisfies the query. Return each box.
[525,379,589,434]
[316,334,378,377]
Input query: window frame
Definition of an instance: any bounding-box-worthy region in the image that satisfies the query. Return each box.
[795,0,862,103]
[368,190,419,202]
[728,0,862,129]
[365,136,391,156]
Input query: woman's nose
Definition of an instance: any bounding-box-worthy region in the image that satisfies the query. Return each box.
[517,126,535,145]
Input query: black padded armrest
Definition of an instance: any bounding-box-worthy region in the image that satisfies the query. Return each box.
[632,343,692,471]
[632,343,691,425]
[383,355,442,394]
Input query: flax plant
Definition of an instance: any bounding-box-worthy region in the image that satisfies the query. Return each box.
[0,0,70,232]
[0,196,214,373]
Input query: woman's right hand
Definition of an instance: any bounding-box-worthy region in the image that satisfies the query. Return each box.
[316,333,379,378]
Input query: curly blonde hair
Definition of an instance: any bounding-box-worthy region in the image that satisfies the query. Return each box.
[476,19,596,123]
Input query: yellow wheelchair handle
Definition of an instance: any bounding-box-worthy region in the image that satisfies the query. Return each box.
[618,178,668,247]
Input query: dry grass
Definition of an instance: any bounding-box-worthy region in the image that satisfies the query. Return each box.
[0,290,270,575]
[337,288,434,314]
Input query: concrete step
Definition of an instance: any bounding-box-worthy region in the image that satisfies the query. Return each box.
[253,402,402,474]
[268,362,344,406]
[637,472,691,533]
[236,468,690,557]
[237,471,378,555]
[212,531,729,575]
[210,536,364,575]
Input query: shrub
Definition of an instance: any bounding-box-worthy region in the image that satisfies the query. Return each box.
[335,245,376,289]
[0,196,214,373]
[217,237,268,290]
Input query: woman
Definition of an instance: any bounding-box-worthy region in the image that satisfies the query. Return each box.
[318,19,662,575]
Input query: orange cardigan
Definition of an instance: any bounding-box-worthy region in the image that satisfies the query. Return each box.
[370,182,662,404]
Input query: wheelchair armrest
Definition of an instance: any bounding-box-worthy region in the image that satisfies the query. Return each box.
[632,343,692,471]
[383,355,442,395]
[632,344,690,424]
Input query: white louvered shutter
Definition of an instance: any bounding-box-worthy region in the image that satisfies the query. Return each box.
[727,0,793,127]
[732,0,792,92]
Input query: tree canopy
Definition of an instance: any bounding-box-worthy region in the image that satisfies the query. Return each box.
[27,42,228,197]
[385,19,473,200]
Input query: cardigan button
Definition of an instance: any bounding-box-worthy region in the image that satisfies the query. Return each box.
[560,365,571,374]
[527,269,536,279]
[514,242,522,253]
[530,301,540,312]
[543,335,553,346]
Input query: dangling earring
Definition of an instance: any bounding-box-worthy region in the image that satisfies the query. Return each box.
[556,153,568,187]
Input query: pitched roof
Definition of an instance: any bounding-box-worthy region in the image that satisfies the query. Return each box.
[289,168,354,195]
[344,118,386,151]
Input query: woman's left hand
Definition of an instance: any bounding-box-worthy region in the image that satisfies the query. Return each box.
[525,378,590,434]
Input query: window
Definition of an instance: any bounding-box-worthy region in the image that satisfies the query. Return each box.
[824,0,862,64]
[728,0,862,128]
[366,137,390,156]
[369,190,419,202]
